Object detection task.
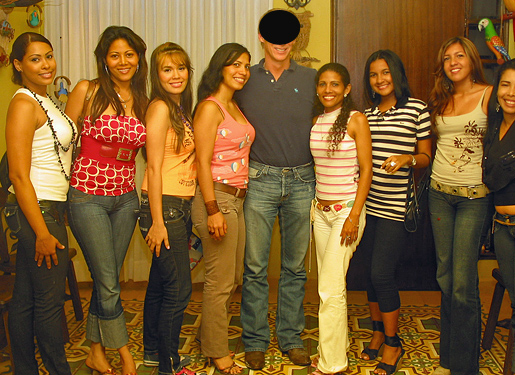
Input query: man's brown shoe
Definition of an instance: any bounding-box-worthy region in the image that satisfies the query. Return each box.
[245,351,265,370]
[287,348,311,366]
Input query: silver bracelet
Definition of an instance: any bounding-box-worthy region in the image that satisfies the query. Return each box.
[348,216,359,228]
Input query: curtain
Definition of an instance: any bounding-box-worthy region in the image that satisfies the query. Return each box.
[45,0,272,282]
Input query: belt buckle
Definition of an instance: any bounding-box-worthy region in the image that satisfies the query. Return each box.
[234,187,241,197]
[116,148,133,161]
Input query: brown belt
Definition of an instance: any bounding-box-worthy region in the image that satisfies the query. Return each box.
[213,181,247,198]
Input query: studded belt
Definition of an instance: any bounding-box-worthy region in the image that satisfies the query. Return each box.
[430,179,489,199]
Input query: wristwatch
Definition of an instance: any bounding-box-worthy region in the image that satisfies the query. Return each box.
[410,154,417,166]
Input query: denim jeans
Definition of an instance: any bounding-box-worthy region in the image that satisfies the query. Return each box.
[357,215,408,313]
[428,187,489,375]
[139,193,192,374]
[5,197,71,375]
[492,211,515,370]
[313,201,365,373]
[241,160,315,352]
[67,186,139,349]
[192,189,246,358]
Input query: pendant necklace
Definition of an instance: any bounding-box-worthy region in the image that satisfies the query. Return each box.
[116,90,132,109]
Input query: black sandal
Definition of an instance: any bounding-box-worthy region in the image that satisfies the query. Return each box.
[361,320,384,361]
[374,334,405,375]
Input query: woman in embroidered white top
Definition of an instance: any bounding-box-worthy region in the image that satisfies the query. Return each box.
[310,63,372,375]
[427,36,492,375]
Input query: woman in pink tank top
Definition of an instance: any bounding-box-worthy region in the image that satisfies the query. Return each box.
[192,43,255,374]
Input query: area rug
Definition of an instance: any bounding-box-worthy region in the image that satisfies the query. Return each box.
[0,300,509,374]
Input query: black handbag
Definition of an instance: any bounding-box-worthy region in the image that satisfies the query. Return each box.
[404,164,431,233]
[0,152,10,193]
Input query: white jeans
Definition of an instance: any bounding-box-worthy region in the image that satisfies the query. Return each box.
[313,200,366,373]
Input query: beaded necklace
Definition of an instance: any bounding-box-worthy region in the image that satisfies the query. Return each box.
[179,105,193,133]
[23,86,77,180]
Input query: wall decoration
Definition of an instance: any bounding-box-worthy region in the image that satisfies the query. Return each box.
[478,17,511,64]
[291,11,320,68]
[54,75,71,104]
[504,0,515,12]
[26,3,41,27]
[0,6,14,67]
[0,0,42,6]
[284,0,311,10]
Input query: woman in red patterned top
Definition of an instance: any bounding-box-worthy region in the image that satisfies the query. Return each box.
[65,26,148,375]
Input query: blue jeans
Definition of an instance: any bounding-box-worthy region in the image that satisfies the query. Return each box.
[139,193,192,374]
[67,187,139,349]
[5,197,71,375]
[428,187,489,375]
[241,160,315,352]
[492,212,515,370]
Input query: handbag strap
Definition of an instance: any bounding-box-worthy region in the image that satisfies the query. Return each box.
[76,79,96,133]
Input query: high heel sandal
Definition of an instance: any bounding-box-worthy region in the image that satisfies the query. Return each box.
[360,321,384,361]
[207,357,243,374]
[374,334,405,375]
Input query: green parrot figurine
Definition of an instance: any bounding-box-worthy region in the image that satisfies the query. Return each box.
[478,18,510,65]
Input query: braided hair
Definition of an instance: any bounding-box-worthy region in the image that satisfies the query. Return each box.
[314,63,356,155]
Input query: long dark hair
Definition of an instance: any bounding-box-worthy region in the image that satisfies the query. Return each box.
[485,59,515,146]
[197,43,250,104]
[10,32,53,86]
[149,42,193,153]
[363,49,411,108]
[314,63,356,155]
[91,26,148,124]
[428,36,488,136]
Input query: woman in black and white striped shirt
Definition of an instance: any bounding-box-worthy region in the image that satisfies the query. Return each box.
[358,50,431,375]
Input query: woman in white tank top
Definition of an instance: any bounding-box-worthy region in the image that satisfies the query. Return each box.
[427,36,492,375]
[5,32,77,375]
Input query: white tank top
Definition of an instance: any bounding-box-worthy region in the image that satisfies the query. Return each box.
[10,88,77,201]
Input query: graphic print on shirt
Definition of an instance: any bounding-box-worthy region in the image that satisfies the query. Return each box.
[214,128,252,185]
[451,120,486,173]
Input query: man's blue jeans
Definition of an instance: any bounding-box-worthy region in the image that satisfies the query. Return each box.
[139,193,192,374]
[241,160,315,352]
[428,187,489,375]
[6,198,71,375]
[68,187,139,349]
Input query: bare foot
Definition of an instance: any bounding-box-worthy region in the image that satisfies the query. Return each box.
[85,342,116,374]
[211,356,243,374]
[118,345,137,375]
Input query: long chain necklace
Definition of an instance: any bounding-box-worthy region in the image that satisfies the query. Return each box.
[23,86,77,180]
[179,105,193,133]
[116,90,132,109]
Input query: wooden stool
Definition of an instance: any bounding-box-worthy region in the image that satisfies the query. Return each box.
[482,268,514,375]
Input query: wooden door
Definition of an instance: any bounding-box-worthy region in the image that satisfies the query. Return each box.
[333,0,468,109]
[333,0,468,290]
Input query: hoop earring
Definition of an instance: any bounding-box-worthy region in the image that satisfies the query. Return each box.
[443,80,450,91]
[372,91,376,99]
[105,65,109,75]
[136,64,140,73]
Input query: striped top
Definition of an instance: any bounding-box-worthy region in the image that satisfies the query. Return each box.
[364,97,431,221]
[310,108,359,201]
